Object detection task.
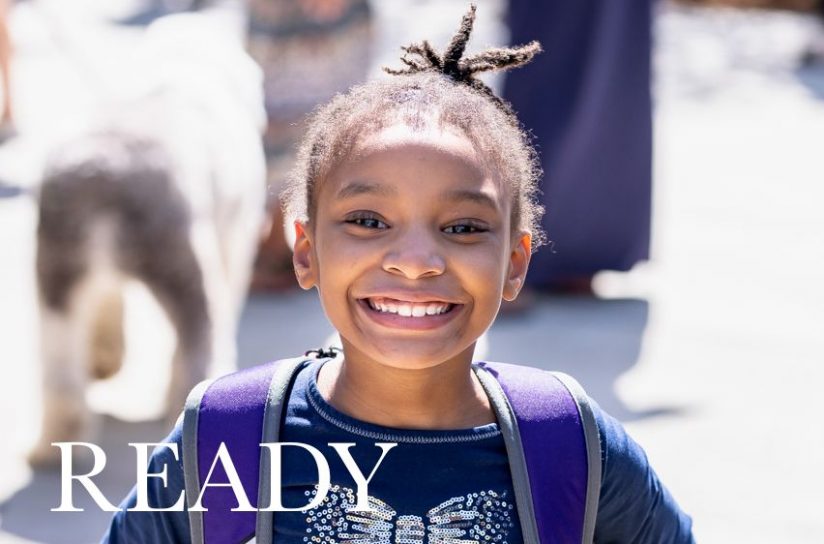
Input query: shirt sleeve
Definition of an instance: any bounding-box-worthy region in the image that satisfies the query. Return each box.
[101,424,192,544]
[592,402,695,544]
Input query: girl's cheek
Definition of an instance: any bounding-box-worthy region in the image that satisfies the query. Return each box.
[457,241,508,268]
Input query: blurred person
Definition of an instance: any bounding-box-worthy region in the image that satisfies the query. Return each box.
[801,0,824,65]
[503,0,653,293]
[103,8,693,543]
[0,0,14,140]
[247,0,372,290]
[29,13,267,466]
[118,0,212,25]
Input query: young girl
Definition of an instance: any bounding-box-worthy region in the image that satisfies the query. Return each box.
[104,6,693,543]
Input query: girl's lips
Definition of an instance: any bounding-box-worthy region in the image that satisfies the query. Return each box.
[356,298,463,331]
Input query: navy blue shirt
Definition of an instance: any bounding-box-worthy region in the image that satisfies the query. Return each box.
[103,362,693,543]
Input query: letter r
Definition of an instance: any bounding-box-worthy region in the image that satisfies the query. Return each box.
[51,442,119,512]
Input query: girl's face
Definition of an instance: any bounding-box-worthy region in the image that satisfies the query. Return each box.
[293,123,531,371]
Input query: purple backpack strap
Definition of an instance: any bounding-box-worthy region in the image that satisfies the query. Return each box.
[182,357,308,544]
[182,357,600,544]
[474,362,602,544]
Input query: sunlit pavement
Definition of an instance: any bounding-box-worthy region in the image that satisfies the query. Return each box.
[1,2,823,542]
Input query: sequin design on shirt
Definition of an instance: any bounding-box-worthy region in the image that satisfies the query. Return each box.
[301,484,515,543]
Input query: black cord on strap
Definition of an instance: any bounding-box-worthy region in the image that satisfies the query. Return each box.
[304,347,342,359]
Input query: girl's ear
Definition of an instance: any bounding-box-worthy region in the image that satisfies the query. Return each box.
[503,232,531,301]
[292,221,317,290]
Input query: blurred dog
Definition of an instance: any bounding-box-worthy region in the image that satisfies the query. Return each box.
[29,13,267,465]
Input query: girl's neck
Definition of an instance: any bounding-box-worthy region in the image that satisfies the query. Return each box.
[315,348,496,430]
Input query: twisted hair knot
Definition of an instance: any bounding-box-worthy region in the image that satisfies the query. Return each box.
[384,4,542,116]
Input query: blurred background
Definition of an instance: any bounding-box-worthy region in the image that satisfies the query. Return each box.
[0,0,823,542]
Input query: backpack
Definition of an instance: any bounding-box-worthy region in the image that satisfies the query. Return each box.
[181,356,602,544]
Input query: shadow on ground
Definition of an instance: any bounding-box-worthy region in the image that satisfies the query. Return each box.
[487,295,682,421]
[0,180,25,199]
[796,63,824,99]
[236,291,336,369]
[0,417,168,544]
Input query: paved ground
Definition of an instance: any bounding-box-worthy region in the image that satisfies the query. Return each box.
[1,1,823,542]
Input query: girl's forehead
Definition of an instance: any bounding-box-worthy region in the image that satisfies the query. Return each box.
[344,123,503,184]
[355,123,478,158]
[314,122,513,216]
[319,125,511,215]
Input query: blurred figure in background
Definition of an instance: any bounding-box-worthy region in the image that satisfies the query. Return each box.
[247,0,372,289]
[504,0,653,294]
[0,0,14,140]
[801,0,824,65]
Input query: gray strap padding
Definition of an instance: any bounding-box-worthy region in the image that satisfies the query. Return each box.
[473,365,542,544]
[182,378,215,544]
[255,357,311,544]
[552,372,602,544]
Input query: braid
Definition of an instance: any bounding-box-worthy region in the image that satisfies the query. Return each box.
[384,4,542,117]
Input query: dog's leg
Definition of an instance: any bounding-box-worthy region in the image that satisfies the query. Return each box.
[30,201,98,466]
[130,223,213,421]
[189,219,237,379]
[30,283,99,467]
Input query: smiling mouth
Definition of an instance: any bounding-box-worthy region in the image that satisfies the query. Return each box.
[361,297,458,318]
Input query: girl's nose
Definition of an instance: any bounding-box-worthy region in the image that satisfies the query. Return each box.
[381,231,446,280]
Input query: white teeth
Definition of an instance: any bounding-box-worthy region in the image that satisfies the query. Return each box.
[366,298,451,317]
[425,304,443,315]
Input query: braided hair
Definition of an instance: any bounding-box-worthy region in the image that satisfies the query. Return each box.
[385,5,541,119]
[282,4,546,248]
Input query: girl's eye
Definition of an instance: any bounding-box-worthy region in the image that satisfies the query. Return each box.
[345,214,389,230]
[443,223,488,235]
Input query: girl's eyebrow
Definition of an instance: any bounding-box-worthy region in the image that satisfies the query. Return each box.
[335,182,498,211]
[443,189,500,211]
[336,181,397,200]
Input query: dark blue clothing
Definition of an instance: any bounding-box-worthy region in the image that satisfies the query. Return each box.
[504,0,653,285]
[103,361,693,543]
